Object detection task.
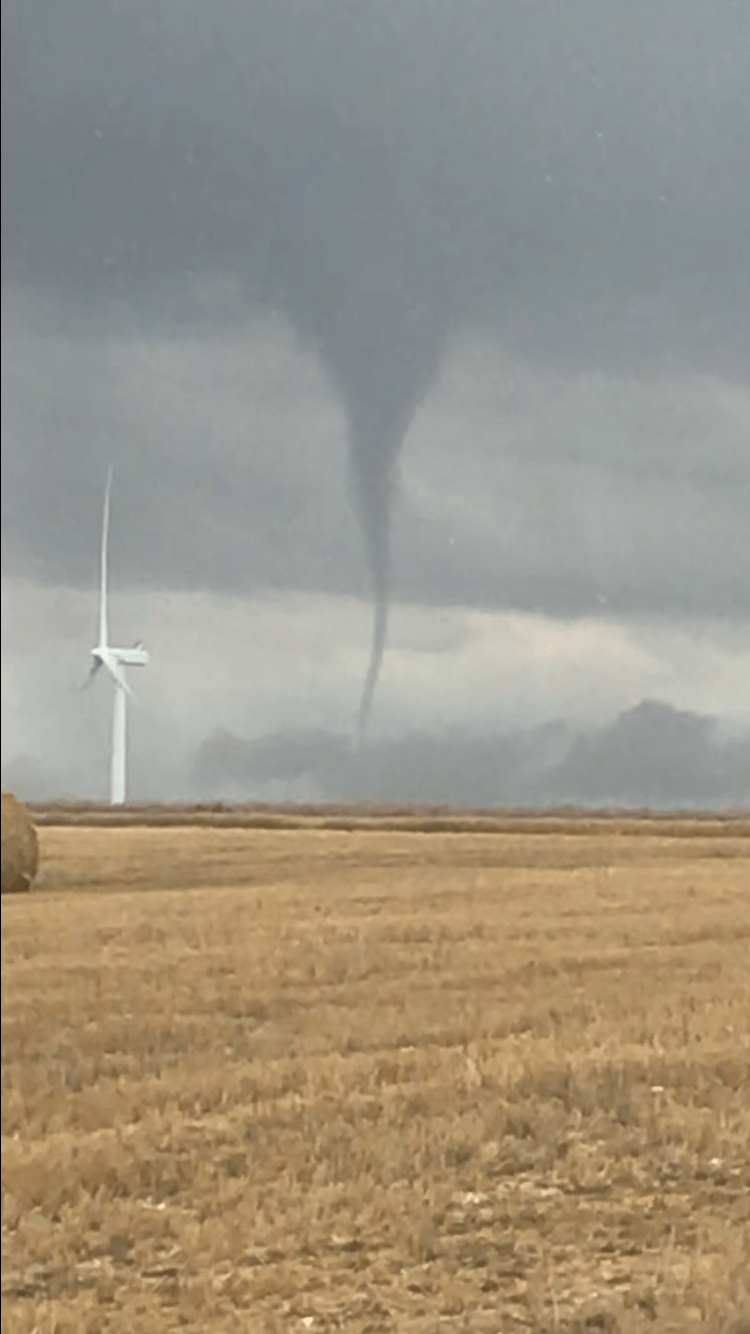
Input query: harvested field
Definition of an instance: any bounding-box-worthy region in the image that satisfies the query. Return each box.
[2,814,749,1333]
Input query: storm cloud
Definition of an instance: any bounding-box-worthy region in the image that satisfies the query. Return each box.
[3,0,748,360]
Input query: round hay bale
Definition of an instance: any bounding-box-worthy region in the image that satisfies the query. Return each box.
[1,790,39,894]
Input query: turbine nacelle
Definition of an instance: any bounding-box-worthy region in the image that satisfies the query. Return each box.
[93,643,150,671]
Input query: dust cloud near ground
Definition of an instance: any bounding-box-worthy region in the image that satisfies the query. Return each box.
[188,702,750,812]
[2,816,749,1333]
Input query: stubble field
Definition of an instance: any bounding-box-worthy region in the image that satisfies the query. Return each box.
[2,810,750,1333]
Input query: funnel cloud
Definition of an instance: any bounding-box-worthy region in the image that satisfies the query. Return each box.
[265,131,459,731]
[335,303,451,736]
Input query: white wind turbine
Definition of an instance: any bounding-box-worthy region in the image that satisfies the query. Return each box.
[80,467,149,804]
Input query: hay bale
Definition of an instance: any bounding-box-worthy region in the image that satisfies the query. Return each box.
[1,790,39,894]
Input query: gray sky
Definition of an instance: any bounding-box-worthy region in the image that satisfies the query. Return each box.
[2,0,749,800]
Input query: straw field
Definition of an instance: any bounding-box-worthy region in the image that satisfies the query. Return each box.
[2,811,749,1333]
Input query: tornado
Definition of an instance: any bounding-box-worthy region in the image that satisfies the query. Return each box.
[336,311,449,743]
[347,406,401,743]
[283,202,457,743]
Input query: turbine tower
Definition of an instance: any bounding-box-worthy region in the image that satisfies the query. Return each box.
[81,468,149,804]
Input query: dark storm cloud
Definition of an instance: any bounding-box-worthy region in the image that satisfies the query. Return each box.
[3,0,749,368]
[2,0,750,703]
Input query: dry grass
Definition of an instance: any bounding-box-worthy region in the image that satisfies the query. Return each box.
[2,816,749,1333]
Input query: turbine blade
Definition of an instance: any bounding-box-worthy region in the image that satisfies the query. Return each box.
[77,658,103,692]
[99,466,113,648]
[100,649,133,698]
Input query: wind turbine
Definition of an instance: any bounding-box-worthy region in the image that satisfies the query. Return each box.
[80,467,149,804]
